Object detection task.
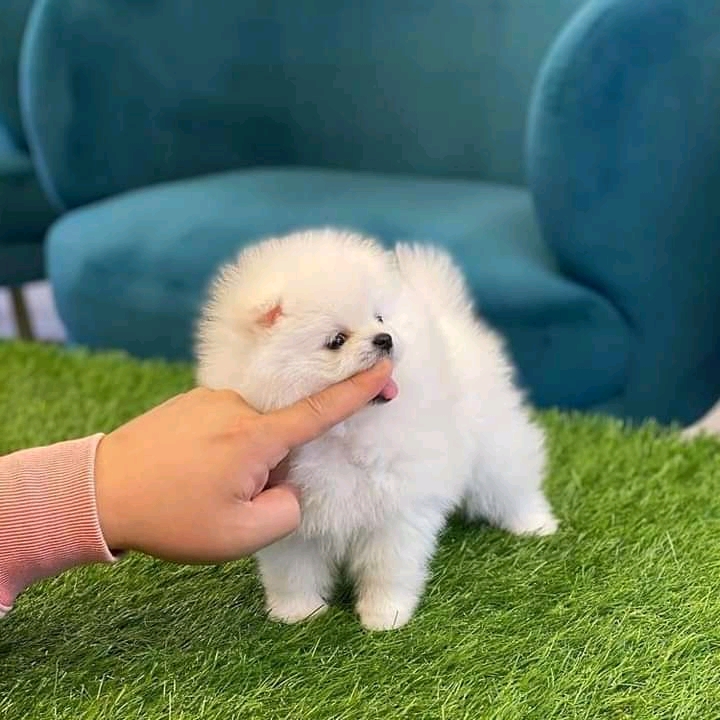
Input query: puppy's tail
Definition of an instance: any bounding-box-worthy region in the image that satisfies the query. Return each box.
[392,243,475,319]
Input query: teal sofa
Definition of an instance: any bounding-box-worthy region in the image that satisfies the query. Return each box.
[18,0,720,425]
[0,0,58,335]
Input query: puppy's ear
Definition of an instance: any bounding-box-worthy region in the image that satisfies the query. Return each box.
[253,300,283,329]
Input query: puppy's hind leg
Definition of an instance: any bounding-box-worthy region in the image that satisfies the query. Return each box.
[463,410,558,537]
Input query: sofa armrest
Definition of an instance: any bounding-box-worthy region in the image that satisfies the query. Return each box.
[526,0,720,422]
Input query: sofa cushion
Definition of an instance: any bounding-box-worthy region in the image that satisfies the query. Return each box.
[46,167,630,409]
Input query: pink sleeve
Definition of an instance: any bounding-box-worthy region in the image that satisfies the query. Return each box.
[0,434,117,617]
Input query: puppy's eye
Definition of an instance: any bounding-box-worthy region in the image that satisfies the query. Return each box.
[375,314,384,323]
[326,332,347,350]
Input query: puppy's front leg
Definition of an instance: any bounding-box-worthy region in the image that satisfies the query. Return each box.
[349,507,446,631]
[255,534,334,624]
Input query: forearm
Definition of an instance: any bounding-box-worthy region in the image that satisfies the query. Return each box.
[0,434,116,616]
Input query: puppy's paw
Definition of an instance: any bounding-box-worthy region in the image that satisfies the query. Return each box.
[504,508,558,537]
[681,425,707,440]
[356,593,417,632]
[266,593,328,624]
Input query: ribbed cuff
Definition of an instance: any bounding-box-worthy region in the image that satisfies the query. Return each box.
[0,434,116,616]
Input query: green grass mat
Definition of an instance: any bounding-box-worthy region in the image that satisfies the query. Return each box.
[2,340,720,719]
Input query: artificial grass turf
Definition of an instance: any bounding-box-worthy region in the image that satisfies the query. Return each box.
[2,340,720,719]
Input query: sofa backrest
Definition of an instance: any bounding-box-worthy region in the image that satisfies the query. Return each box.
[21,0,584,210]
[0,0,35,149]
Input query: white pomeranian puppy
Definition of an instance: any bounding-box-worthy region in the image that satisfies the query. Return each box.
[195,228,557,631]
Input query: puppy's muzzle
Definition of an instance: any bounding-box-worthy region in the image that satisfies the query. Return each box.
[370,332,394,405]
[372,332,393,355]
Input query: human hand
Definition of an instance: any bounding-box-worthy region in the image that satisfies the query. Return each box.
[94,359,393,563]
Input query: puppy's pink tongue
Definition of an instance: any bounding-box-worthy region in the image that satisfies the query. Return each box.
[379,377,398,401]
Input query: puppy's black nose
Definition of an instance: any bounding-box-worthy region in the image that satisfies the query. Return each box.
[372,332,393,352]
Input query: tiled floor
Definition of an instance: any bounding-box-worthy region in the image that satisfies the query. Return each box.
[0,281,67,341]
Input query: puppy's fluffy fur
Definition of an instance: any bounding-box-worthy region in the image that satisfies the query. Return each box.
[195,228,557,631]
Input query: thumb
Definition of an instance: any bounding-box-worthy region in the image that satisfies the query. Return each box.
[231,484,302,555]
[267,359,393,449]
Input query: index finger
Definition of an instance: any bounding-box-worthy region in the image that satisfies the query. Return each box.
[266,359,393,449]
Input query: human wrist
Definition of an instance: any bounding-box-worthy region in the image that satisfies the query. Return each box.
[93,433,131,554]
